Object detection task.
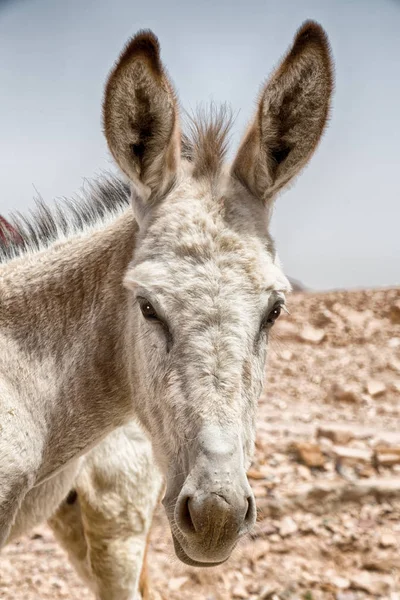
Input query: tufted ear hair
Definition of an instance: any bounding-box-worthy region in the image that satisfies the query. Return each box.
[232,21,334,203]
[103,30,180,205]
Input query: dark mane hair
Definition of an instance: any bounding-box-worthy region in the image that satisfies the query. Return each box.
[0,175,130,263]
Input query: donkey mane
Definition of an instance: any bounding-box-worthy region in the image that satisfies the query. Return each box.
[0,175,131,263]
[0,108,233,264]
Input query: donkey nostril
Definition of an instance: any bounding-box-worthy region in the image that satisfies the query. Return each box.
[244,495,256,528]
[177,495,196,535]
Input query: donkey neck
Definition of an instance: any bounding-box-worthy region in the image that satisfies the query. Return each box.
[0,209,138,481]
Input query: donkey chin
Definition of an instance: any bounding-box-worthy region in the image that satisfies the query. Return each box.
[161,425,257,566]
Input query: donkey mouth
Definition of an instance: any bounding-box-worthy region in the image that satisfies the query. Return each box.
[171,533,229,568]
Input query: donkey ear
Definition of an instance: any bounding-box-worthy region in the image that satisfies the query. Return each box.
[103,30,180,202]
[232,21,333,203]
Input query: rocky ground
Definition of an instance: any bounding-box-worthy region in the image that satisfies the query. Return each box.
[1,287,400,600]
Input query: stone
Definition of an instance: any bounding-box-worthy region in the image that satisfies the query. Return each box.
[339,306,373,327]
[250,540,271,561]
[350,571,392,595]
[279,516,298,537]
[330,383,360,403]
[376,447,400,467]
[168,577,189,591]
[333,446,372,464]
[299,324,326,344]
[232,583,248,598]
[247,468,266,480]
[331,576,350,590]
[256,584,279,599]
[317,425,354,445]
[363,552,400,572]
[292,441,325,468]
[257,522,278,536]
[280,349,293,361]
[379,532,397,548]
[389,358,400,372]
[389,301,400,324]
[343,307,373,328]
[393,380,400,393]
[297,464,313,480]
[366,379,386,397]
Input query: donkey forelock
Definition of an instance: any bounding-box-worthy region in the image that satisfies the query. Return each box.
[181,104,234,179]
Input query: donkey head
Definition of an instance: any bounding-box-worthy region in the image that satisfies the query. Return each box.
[103,22,333,566]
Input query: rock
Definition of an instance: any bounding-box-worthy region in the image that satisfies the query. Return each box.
[375,446,400,467]
[258,478,400,518]
[363,552,400,572]
[339,306,373,327]
[317,425,354,445]
[389,357,400,374]
[333,446,372,465]
[329,383,360,404]
[366,379,386,397]
[313,307,336,326]
[299,324,326,344]
[389,300,400,324]
[350,571,392,595]
[388,337,400,348]
[250,540,271,561]
[257,522,278,536]
[291,441,325,468]
[279,516,298,537]
[280,349,293,361]
[168,576,188,591]
[331,576,350,590]
[379,532,397,548]
[247,468,266,480]
[356,464,376,478]
[256,584,279,599]
[297,464,313,480]
[232,583,248,599]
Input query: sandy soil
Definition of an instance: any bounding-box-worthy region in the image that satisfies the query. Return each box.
[1,287,400,600]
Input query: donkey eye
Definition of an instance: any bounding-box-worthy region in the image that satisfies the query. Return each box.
[265,303,282,326]
[139,299,159,321]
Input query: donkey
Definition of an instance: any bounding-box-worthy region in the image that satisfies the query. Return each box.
[0,20,333,599]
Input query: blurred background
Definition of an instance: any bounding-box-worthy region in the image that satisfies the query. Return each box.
[0,0,399,290]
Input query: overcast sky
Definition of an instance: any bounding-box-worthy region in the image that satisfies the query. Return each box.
[0,0,399,290]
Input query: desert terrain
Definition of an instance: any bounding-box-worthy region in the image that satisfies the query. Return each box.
[1,286,400,600]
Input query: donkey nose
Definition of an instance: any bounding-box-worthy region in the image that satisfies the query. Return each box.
[176,489,255,537]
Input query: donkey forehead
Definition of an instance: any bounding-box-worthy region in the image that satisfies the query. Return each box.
[128,175,290,302]
[129,232,289,308]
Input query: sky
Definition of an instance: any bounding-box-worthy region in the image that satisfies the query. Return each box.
[0,0,399,290]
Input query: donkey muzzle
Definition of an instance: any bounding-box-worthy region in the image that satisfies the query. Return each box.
[163,424,256,565]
